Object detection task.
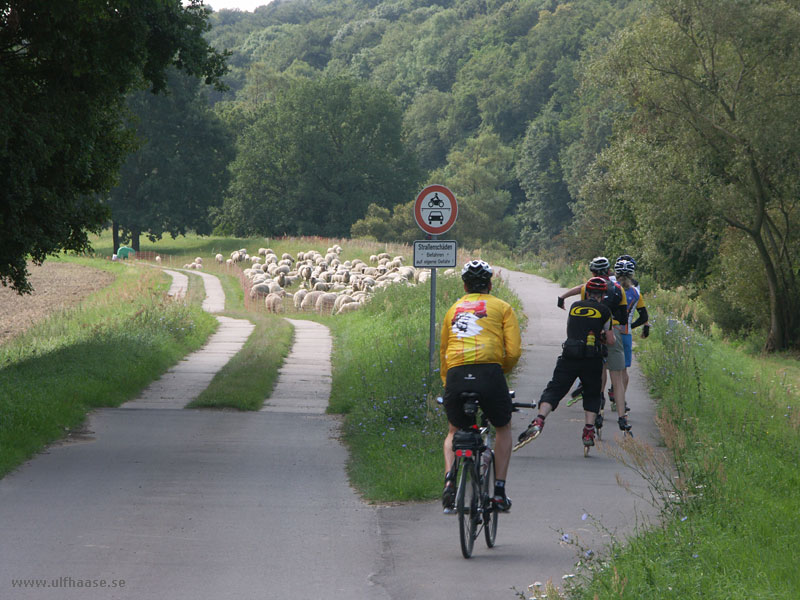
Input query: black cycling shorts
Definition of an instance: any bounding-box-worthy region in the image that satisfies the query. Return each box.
[443,363,513,429]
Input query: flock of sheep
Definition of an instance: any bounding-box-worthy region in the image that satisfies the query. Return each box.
[192,245,455,315]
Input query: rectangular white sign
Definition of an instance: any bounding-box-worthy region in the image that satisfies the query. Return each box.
[413,240,457,268]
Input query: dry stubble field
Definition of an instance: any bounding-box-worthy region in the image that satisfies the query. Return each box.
[0,262,115,345]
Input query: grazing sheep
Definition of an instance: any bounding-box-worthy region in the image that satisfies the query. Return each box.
[155,255,162,264]
[315,292,338,314]
[250,283,272,299]
[300,290,325,311]
[337,301,363,314]
[215,253,224,264]
[293,289,308,309]
[265,293,284,313]
[333,294,356,313]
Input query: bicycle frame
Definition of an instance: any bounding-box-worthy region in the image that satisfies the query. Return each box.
[441,390,536,558]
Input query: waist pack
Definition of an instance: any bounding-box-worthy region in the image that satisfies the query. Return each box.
[452,429,483,451]
[562,338,602,359]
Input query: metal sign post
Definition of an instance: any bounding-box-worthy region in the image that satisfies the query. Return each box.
[428,237,438,376]
[413,185,459,383]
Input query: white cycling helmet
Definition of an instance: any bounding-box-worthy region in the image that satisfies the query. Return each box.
[589,256,610,273]
[461,259,493,284]
[614,259,635,276]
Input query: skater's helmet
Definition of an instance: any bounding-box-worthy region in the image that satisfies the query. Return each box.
[614,259,635,277]
[589,256,610,274]
[585,276,608,295]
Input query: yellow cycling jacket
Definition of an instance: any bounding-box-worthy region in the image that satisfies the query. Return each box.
[440,293,522,384]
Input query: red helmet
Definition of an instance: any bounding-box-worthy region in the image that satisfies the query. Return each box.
[585,277,607,294]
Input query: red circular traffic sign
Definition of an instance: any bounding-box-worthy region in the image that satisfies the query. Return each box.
[414,184,458,235]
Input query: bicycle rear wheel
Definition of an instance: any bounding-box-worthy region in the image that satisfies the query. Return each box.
[456,459,479,558]
[482,451,498,547]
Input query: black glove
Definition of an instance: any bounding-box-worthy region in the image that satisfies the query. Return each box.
[642,324,650,338]
[557,296,565,309]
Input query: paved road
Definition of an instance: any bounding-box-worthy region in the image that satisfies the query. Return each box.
[0,267,660,599]
[0,269,386,600]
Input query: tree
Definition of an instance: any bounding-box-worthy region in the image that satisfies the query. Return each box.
[0,0,227,293]
[219,76,421,237]
[515,105,574,252]
[108,68,235,251]
[585,0,800,350]
[428,129,517,250]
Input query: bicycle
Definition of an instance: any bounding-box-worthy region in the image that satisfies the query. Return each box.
[443,390,536,558]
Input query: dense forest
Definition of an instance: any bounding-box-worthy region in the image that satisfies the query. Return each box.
[108,0,800,350]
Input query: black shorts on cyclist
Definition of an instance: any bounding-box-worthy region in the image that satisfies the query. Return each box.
[443,364,512,429]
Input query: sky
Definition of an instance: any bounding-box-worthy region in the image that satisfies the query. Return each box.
[202,0,272,11]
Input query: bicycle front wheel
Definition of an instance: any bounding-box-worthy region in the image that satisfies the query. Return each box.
[483,451,498,548]
[456,459,479,558]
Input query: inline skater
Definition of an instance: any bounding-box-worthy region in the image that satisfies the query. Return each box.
[515,277,615,452]
[558,257,627,433]
[611,259,650,413]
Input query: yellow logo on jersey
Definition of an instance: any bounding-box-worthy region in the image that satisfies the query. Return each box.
[569,306,602,318]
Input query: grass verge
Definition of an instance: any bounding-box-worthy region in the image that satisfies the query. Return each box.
[188,310,293,410]
[0,261,217,478]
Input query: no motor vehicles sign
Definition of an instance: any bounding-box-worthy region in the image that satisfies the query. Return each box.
[414,184,458,235]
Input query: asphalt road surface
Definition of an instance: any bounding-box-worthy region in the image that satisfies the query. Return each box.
[0,268,661,599]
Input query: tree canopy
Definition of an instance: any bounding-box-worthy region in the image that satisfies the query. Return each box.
[109,68,235,250]
[0,0,227,292]
[582,0,800,350]
[218,76,421,238]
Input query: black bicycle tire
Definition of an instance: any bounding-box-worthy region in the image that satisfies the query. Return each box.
[483,452,498,547]
[457,459,478,558]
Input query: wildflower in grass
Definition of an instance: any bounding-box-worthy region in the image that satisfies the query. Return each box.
[561,533,570,542]
[581,513,588,521]
[584,549,594,559]
[681,516,688,522]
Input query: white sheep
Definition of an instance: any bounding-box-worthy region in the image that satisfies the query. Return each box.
[293,289,308,309]
[215,253,224,264]
[300,290,325,311]
[337,301,363,314]
[265,293,284,313]
[315,292,338,314]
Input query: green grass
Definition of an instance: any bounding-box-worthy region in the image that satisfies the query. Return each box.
[326,273,524,502]
[88,230,418,269]
[188,310,293,410]
[0,260,217,478]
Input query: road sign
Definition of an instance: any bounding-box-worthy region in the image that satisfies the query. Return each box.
[413,240,457,268]
[414,184,458,235]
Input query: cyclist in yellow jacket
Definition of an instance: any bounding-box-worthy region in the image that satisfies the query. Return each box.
[440,260,522,513]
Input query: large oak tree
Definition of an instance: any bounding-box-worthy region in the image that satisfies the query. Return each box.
[0,0,227,292]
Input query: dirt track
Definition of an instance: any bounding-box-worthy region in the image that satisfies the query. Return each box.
[0,261,115,344]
